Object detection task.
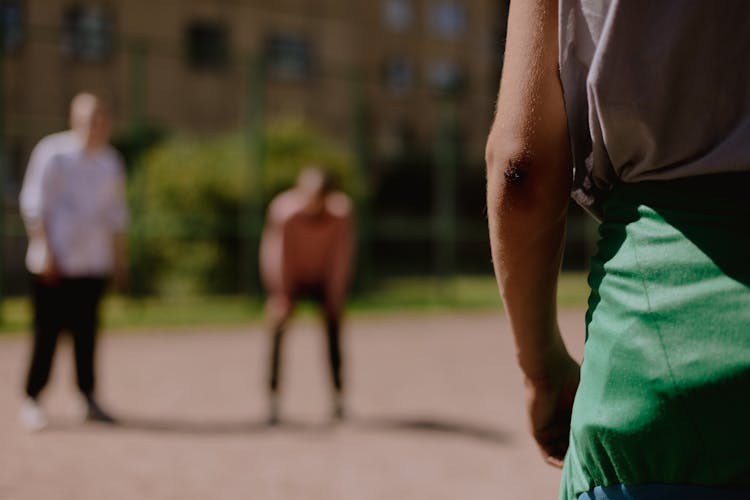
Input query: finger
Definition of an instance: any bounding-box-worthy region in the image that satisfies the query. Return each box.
[532,424,571,449]
[544,455,564,469]
[538,438,568,467]
[534,429,570,465]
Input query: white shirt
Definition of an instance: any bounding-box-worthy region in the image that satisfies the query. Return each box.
[559,0,750,218]
[19,131,129,277]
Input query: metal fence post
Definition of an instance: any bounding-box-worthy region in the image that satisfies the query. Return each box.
[350,69,372,291]
[128,41,146,132]
[433,95,458,294]
[242,54,265,296]
[0,18,6,322]
[127,41,147,298]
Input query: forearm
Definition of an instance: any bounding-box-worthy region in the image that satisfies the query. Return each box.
[486,0,572,380]
[487,172,568,379]
[27,220,58,272]
[327,214,355,310]
[327,241,354,315]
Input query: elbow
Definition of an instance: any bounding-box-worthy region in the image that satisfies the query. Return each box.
[485,101,573,214]
[485,130,538,186]
[486,146,571,224]
[486,146,533,189]
[486,148,541,209]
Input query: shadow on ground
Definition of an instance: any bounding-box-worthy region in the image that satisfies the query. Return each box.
[42,413,512,446]
[353,416,512,445]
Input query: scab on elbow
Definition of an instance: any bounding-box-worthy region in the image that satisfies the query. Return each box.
[486,149,535,202]
[492,156,537,209]
[503,160,527,187]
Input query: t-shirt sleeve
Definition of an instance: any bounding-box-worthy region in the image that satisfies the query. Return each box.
[19,139,53,228]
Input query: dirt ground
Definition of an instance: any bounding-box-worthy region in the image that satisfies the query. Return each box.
[0,309,586,500]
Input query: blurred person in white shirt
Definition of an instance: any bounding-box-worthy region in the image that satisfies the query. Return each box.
[18,92,129,431]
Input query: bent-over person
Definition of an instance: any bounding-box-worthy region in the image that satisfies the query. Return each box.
[260,167,355,425]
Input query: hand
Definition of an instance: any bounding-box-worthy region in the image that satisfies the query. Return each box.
[266,294,293,326]
[39,258,60,285]
[525,352,580,468]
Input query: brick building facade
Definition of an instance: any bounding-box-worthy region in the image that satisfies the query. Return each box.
[2,0,506,183]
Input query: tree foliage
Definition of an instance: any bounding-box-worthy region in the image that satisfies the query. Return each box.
[129,119,364,295]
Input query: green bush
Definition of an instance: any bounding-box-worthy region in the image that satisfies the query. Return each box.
[112,124,167,170]
[129,119,365,296]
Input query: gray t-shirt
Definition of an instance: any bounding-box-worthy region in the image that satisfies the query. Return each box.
[559,0,750,218]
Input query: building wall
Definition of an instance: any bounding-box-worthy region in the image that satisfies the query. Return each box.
[4,0,504,169]
[360,0,502,162]
[0,0,510,292]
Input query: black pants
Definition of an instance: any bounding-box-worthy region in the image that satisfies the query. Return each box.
[269,286,343,395]
[25,276,107,399]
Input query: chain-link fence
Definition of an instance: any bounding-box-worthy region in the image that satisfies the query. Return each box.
[0,9,596,308]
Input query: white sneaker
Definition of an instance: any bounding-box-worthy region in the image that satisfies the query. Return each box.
[19,398,48,432]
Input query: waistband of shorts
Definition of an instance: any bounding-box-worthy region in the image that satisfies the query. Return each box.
[606,172,750,218]
[579,483,750,500]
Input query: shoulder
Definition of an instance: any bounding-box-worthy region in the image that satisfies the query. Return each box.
[268,189,304,223]
[32,131,76,163]
[37,131,76,150]
[325,192,354,218]
[27,133,82,183]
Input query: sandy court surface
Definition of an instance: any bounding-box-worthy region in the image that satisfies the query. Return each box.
[0,309,586,500]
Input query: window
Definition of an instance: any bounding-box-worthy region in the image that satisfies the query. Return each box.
[429,1,467,39]
[264,34,312,81]
[428,60,465,95]
[186,21,230,70]
[1,0,23,52]
[64,5,114,62]
[383,0,413,32]
[382,56,414,96]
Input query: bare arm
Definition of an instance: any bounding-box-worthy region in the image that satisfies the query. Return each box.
[325,196,355,317]
[486,0,578,466]
[20,142,59,281]
[29,224,59,281]
[260,195,296,325]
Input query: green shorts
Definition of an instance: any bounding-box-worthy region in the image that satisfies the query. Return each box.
[561,175,750,499]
